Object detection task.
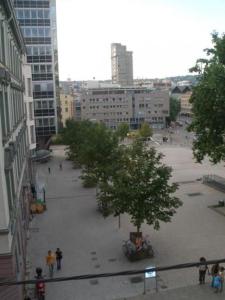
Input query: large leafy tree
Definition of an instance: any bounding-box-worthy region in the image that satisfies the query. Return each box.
[139,122,153,139]
[99,141,181,232]
[189,33,225,163]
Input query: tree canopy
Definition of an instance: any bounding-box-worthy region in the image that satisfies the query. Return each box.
[139,122,153,139]
[189,33,225,163]
[99,140,181,232]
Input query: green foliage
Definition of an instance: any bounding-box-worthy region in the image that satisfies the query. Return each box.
[169,97,181,122]
[62,120,119,187]
[51,134,64,145]
[115,123,130,140]
[189,32,225,163]
[139,122,153,139]
[99,140,182,232]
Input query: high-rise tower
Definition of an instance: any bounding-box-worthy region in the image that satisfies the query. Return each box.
[111,43,133,86]
[14,0,60,147]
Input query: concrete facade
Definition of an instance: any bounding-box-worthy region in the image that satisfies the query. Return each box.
[171,86,192,117]
[81,87,169,129]
[0,2,32,299]
[23,60,36,151]
[111,43,133,86]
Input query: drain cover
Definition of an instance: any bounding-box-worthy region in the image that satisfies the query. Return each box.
[91,251,96,255]
[108,258,117,262]
[92,257,97,261]
[187,192,203,197]
[130,276,143,283]
[90,279,99,285]
[161,285,168,289]
[94,264,100,269]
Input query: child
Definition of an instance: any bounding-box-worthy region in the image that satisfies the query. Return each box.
[213,274,222,293]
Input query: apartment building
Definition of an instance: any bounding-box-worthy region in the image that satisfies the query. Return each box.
[0,2,33,299]
[81,87,169,129]
[111,43,133,86]
[60,93,75,127]
[14,0,60,147]
[171,85,192,118]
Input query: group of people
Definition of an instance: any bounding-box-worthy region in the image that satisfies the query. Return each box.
[198,257,224,293]
[46,248,63,277]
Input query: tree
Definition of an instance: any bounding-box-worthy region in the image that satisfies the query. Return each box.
[139,122,153,139]
[99,140,182,233]
[188,32,225,163]
[115,123,130,140]
[169,97,181,122]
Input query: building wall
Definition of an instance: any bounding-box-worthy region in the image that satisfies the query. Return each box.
[23,61,36,151]
[60,93,75,127]
[111,43,133,86]
[14,0,60,147]
[0,2,31,299]
[81,88,169,129]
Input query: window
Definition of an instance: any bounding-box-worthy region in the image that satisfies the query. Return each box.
[29,102,33,120]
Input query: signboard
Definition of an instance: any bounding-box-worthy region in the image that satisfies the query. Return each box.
[145,266,156,279]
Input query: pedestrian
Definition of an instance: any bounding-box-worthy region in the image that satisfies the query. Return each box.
[211,263,220,288]
[213,274,222,293]
[46,250,56,277]
[219,266,225,292]
[59,163,62,170]
[48,167,51,174]
[55,248,63,270]
[198,257,208,284]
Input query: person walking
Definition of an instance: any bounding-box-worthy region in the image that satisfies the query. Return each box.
[198,257,208,284]
[46,250,56,277]
[59,163,62,170]
[55,248,63,270]
[214,274,222,293]
[48,167,51,174]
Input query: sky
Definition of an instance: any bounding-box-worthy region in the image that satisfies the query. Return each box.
[56,0,225,81]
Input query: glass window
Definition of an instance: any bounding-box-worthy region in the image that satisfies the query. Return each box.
[42,101,47,108]
[31,10,37,19]
[34,84,41,92]
[45,28,50,37]
[46,65,52,73]
[33,65,39,73]
[18,10,23,19]
[43,119,48,126]
[49,101,54,108]
[46,46,51,55]
[25,28,31,37]
[49,118,54,126]
[32,28,38,37]
[38,28,44,37]
[33,46,39,56]
[26,46,32,56]
[47,83,53,91]
[44,10,50,19]
[24,10,30,18]
[39,46,45,55]
[38,10,43,19]
[40,65,46,73]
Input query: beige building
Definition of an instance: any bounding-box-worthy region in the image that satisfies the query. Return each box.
[81,87,169,129]
[171,86,192,117]
[111,43,133,86]
[60,93,75,127]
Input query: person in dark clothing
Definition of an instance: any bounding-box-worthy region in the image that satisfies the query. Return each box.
[55,248,63,270]
[59,163,62,170]
[198,257,208,284]
[48,167,51,174]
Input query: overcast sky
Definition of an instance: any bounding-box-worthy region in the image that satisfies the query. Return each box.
[57,0,225,81]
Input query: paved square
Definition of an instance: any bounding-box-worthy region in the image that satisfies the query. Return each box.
[27,145,225,299]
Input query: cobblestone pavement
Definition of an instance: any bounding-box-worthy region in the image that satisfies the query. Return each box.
[27,145,225,299]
